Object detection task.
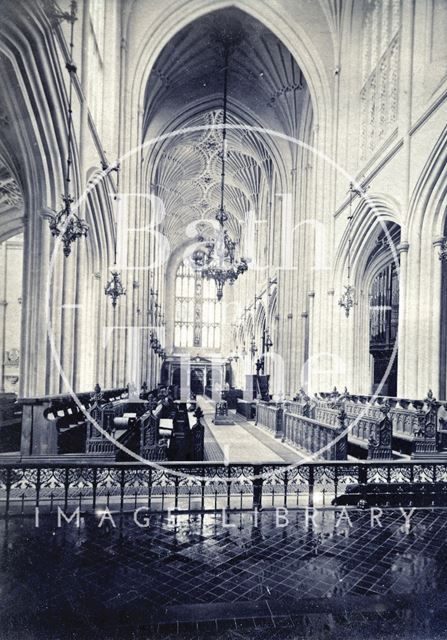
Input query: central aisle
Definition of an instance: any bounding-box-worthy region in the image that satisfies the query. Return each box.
[198,396,287,463]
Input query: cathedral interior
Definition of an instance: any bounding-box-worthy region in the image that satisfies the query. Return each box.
[1,0,447,638]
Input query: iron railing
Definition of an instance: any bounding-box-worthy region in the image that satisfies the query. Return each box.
[2,460,447,516]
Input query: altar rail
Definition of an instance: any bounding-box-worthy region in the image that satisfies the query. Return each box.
[2,460,447,515]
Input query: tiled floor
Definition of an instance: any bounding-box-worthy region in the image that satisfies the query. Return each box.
[203,418,224,461]
[2,508,447,638]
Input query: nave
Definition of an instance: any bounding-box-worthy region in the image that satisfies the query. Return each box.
[1,0,447,637]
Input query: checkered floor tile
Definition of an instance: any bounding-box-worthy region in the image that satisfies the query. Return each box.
[1,508,447,638]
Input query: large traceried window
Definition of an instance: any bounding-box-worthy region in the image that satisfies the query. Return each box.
[174,262,221,349]
[359,0,401,160]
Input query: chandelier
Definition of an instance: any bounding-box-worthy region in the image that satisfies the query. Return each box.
[265,293,273,351]
[439,239,447,261]
[105,166,126,307]
[150,331,166,360]
[105,269,126,307]
[339,284,356,318]
[338,183,357,317]
[250,336,257,357]
[193,46,248,300]
[42,1,88,257]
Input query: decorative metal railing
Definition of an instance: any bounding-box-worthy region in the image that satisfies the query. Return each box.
[2,460,447,516]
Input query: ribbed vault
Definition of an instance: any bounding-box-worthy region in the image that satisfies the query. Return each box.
[143,7,312,252]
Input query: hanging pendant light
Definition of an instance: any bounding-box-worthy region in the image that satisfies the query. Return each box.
[42,1,88,257]
[250,336,257,357]
[105,270,126,307]
[105,169,126,307]
[263,270,274,352]
[197,44,249,300]
[338,183,357,317]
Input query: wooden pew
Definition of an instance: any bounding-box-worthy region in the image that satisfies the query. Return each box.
[20,385,128,459]
[0,392,22,453]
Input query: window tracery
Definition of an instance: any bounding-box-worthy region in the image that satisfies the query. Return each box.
[174,261,221,349]
[360,0,401,161]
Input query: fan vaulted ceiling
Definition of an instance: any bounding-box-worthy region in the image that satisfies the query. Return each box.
[143,7,312,250]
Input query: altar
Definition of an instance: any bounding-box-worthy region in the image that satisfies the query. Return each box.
[163,355,228,400]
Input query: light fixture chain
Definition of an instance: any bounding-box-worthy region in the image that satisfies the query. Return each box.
[41,0,89,258]
[64,1,77,195]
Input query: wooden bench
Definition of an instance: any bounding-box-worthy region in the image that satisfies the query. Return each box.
[0,392,22,453]
[283,409,348,460]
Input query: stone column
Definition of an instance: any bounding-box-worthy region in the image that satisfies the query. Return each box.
[286,312,293,396]
[0,301,6,393]
[73,0,90,392]
[397,0,416,396]
[396,241,409,397]
[0,241,6,392]
[24,214,51,397]
[431,237,444,398]
[306,291,315,391]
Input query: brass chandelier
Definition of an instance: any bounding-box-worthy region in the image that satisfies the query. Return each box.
[192,46,248,301]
